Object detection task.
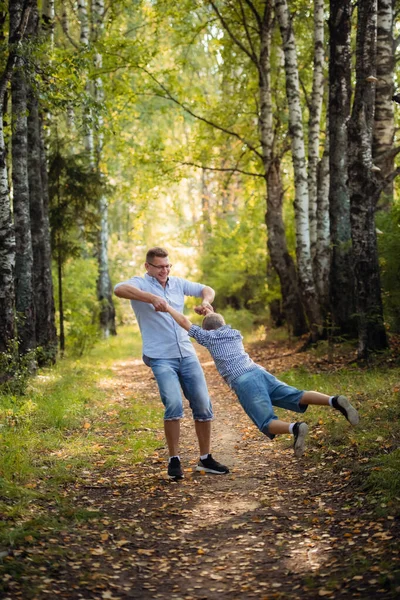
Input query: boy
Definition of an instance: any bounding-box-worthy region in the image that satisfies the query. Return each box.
[164,305,359,457]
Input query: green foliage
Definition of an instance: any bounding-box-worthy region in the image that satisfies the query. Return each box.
[377,204,400,332]
[0,341,36,396]
[0,326,161,546]
[54,258,101,356]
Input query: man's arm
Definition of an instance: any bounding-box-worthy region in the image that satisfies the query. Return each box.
[194,285,215,315]
[114,284,168,311]
[165,304,192,331]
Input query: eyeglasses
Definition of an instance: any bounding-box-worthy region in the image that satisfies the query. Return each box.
[147,262,173,271]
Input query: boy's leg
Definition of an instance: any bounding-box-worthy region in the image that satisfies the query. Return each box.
[300,391,359,425]
[267,419,308,457]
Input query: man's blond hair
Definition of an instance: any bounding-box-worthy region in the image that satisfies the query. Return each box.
[202,313,225,331]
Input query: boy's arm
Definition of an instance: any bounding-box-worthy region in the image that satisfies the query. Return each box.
[166,304,192,331]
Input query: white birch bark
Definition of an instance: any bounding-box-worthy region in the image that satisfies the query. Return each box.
[308,0,325,263]
[259,5,307,336]
[274,0,322,337]
[372,0,395,205]
[41,0,54,48]
[92,0,116,336]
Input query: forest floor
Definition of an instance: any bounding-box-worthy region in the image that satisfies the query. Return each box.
[2,337,400,600]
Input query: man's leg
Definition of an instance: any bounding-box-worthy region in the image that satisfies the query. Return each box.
[149,358,185,478]
[164,419,180,457]
[180,356,229,474]
[194,419,211,456]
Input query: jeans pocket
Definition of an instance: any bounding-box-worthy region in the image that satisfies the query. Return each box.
[142,354,152,367]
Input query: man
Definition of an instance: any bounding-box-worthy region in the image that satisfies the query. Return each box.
[114,247,229,480]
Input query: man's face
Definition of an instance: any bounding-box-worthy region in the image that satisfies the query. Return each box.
[145,256,172,285]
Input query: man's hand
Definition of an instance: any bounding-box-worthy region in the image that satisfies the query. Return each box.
[194,301,214,315]
[152,297,168,312]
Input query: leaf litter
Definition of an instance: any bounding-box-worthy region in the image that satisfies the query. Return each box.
[1,338,399,599]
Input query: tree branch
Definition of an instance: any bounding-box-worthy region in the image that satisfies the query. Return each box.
[0,0,34,103]
[243,0,262,30]
[141,67,263,160]
[177,161,265,178]
[208,0,259,66]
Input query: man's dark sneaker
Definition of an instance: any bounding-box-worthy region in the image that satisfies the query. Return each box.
[293,422,308,458]
[196,454,229,474]
[168,457,184,480]
[331,395,359,426]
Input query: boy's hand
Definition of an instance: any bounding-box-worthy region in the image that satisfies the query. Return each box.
[194,301,214,315]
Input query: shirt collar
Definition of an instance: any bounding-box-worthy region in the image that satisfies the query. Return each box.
[144,272,170,286]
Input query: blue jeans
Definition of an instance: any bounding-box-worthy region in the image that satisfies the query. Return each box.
[231,367,306,439]
[144,355,213,421]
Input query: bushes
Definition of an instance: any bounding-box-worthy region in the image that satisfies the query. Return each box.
[377,203,400,332]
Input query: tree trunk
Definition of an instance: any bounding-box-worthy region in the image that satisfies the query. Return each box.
[308,0,325,266]
[348,0,388,358]
[92,0,116,337]
[259,1,307,336]
[315,130,330,317]
[11,0,36,355]
[328,0,356,337]
[275,0,322,340]
[0,107,15,353]
[27,89,57,361]
[266,160,307,336]
[372,0,395,207]
[0,0,34,354]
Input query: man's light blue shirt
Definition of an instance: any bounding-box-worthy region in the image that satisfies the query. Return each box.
[114,274,205,358]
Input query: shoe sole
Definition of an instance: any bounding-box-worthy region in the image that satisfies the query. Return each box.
[294,423,308,458]
[337,395,360,426]
[195,465,229,475]
[168,474,184,480]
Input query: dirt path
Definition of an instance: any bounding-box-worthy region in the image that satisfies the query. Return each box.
[3,343,399,599]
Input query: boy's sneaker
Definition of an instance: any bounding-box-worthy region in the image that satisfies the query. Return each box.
[331,395,359,426]
[293,422,308,457]
[168,457,184,480]
[196,454,229,474]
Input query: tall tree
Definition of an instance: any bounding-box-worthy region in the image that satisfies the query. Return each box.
[10,0,36,354]
[348,0,388,357]
[208,0,307,336]
[27,1,57,361]
[328,0,356,336]
[92,0,116,337]
[275,0,322,340]
[372,0,395,207]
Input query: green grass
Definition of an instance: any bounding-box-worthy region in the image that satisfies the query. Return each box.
[0,325,163,546]
[275,361,400,511]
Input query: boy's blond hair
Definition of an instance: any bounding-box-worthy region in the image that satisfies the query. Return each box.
[202,313,225,331]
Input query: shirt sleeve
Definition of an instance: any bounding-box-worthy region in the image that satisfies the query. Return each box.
[180,278,205,298]
[114,276,144,292]
[188,325,212,347]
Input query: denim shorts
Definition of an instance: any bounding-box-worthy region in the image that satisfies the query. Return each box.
[143,355,213,421]
[231,367,306,439]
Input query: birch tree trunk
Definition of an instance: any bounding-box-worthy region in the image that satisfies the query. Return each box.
[92,0,116,337]
[308,0,325,266]
[0,0,33,354]
[315,130,330,316]
[11,0,36,355]
[274,0,322,340]
[328,0,356,336]
[259,2,307,336]
[348,0,388,358]
[372,0,395,207]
